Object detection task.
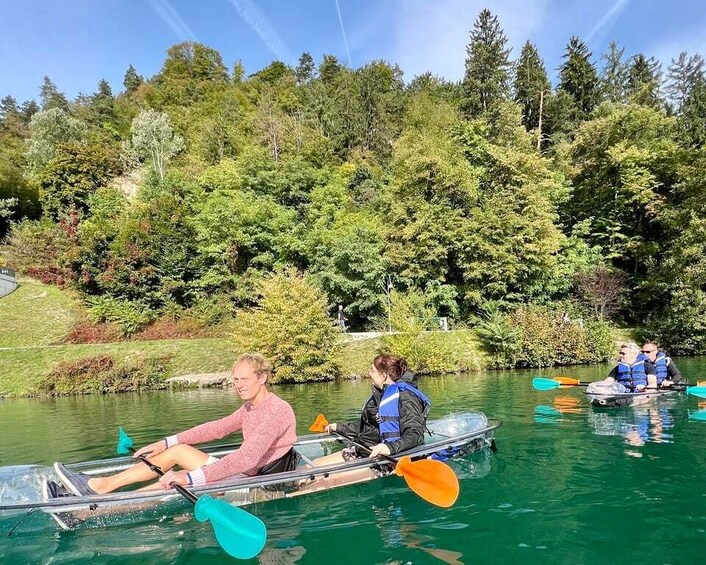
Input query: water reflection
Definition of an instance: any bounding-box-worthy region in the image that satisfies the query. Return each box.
[534,395,584,423]
[587,405,674,446]
[688,401,706,421]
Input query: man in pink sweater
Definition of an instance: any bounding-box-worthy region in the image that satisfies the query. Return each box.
[51,353,297,496]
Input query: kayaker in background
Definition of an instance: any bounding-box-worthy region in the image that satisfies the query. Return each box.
[46,353,297,499]
[602,342,656,392]
[314,354,430,465]
[641,342,682,387]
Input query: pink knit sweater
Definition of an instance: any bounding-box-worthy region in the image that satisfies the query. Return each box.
[165,392,297,486]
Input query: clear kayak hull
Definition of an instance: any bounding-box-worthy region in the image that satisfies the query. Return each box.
[584,388,680,408]
[0,412,500,528]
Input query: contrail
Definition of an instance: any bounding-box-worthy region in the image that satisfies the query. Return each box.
[335,0,352,67]
[229,0,295,64]
[147,0,197,42]
[586,0,631,43]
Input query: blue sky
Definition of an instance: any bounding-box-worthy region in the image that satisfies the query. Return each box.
[2,0,706,103]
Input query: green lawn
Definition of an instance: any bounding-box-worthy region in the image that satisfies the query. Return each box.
[0,278,84,347]
[0,338,236,396]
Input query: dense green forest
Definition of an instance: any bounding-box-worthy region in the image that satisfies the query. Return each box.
[3,9,706,368]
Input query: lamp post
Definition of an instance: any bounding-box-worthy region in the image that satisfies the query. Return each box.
[385,275,393,334]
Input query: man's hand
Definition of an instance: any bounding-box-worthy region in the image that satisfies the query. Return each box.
[159,469,190,489]
[661,380,673,388]
[324,423,337,433]
[134,440,167,459]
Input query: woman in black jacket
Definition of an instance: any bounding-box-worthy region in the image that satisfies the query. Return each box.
[314,355,430,465]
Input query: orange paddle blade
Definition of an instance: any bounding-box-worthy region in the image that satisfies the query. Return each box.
[394,456,459,508]
[553,376,581,385]
[309,413,329,433]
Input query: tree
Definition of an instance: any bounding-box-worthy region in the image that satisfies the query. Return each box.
[252,61,293,85]
[513,41,550,131]
[231,269,341,383]
[600,41,628,104]
[39,76,69,111]
[92,79,115,124]
[574,266,626,319]
[122,109,185,180]
[156,41,228,104]
[123,64,143,94]
[558,37,600,121]
[25,108,88,172]
[319,54,342,84]
[37,142,121,219]
[295,52,315,84]
[462,9,511,118]
[665,52,705,112]
[626,54,662,107]
[680,76,706,147]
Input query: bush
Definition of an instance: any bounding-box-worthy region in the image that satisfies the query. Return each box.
[232,269,340,383]
[381,328,484,374]
[38,354,170,395]
[88,296,156,336]
[0,218,74,285]
[133,315,208,340]
[510,305,615,367]
[65,321,121,344]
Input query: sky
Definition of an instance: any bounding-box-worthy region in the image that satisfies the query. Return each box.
[2,0,706,103]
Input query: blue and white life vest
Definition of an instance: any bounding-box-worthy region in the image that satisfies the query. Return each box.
[616,359,648,388]
[378,382,431,443]
[654,352,671,384]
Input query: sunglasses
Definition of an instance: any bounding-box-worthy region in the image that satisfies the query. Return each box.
[641,350,656,354]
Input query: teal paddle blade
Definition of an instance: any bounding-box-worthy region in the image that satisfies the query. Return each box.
[116,426,134,455]
[194,495,267,560]
[686,386,706,399]
[532,377,561,391]
[534,405,561,424]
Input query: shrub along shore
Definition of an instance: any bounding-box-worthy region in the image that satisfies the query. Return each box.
[0,278,626,398]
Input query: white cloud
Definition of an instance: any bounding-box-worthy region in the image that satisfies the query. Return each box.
[585,0,631,44]
[147,0,197,42]
[385,0,551,82]
[228,0,295,64]
[335,0,352,67]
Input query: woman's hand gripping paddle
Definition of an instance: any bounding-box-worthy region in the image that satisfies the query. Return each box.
[309,414,459,508]
[117,427,266,560]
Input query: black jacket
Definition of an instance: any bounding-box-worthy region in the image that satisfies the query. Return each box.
[337,383,427,455]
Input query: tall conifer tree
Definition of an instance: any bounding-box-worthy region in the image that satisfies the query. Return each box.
[626,54,662,107]
[600,41,628,103]
[513,41,550,131]
[558,37,600,121]
[462,9,511,118]
[666,52,705,112]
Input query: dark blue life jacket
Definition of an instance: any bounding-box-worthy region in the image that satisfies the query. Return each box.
[378,382,431,443]
[616,359,648,388]
[654,352,671,384]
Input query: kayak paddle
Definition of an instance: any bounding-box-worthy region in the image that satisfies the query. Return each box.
[117,427,267,560]
[309,414,459,508]
[532,377,590,391]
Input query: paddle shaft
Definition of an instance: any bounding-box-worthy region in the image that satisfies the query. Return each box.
[129,447,198,504]
[332,429,402,466]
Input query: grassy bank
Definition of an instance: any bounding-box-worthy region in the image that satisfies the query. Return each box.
[0,278,83,347]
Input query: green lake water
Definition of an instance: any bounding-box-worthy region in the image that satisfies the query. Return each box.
[2,359,706,564]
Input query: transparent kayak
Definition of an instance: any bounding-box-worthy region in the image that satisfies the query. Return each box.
[0,412,500,527]
[584,388,680,408]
